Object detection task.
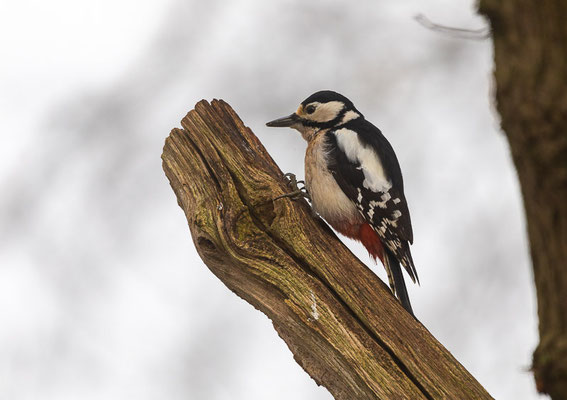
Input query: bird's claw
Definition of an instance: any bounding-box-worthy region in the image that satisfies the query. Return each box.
[275,173,311,202]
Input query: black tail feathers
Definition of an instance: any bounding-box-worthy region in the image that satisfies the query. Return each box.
[385,250,415,317]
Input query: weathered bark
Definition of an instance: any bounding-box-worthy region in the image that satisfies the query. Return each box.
[162,100,492,399]
[479,2,567,398]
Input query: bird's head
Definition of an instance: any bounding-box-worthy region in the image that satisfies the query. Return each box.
[266,90,362,140]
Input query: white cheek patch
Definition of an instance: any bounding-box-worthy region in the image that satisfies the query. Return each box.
[309,101,344,123]
[334,128,392,193]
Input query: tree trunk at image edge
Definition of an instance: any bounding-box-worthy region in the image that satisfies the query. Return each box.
[479,2,567,398]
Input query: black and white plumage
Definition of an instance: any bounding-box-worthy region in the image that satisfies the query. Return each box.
[267,90,418,316]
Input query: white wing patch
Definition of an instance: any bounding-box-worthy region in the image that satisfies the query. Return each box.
[334,128,392,193]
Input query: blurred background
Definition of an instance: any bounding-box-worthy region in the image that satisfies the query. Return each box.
[0,0,539,399]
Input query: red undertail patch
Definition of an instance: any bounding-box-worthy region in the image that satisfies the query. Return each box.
[358,223,384,264]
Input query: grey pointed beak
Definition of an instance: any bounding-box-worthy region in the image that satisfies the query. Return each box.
[266,113,299,127]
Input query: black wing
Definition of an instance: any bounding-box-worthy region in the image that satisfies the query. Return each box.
[325,121,418,283]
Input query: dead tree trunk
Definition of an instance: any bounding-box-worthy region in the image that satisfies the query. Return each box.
[479,2,567,398]
[161,100,491,399]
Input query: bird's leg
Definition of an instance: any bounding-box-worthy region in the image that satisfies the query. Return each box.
[274,173,311,202]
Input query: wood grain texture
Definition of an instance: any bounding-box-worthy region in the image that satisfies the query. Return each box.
[478,2,567,398]
[162,100,492,399]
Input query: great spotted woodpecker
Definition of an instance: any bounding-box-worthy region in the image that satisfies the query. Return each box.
[267,90,418,316]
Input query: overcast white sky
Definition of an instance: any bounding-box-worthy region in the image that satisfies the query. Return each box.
[0,1,541,399]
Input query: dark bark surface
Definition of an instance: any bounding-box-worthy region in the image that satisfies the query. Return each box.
[479,2,567,398]
[161,100,492,399]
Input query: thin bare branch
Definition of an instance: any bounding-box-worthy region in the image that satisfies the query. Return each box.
[415,14,490,40]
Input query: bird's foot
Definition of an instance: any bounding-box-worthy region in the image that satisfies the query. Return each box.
[274,173,311,202]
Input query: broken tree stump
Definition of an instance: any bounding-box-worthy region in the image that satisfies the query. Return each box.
[161,99,492,400]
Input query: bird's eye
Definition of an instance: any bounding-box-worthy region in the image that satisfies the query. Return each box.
[305,105,316,114]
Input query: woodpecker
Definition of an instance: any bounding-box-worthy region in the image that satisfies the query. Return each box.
[266,90,418,316]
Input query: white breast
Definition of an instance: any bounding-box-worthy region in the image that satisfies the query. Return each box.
[304,132,363,227]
